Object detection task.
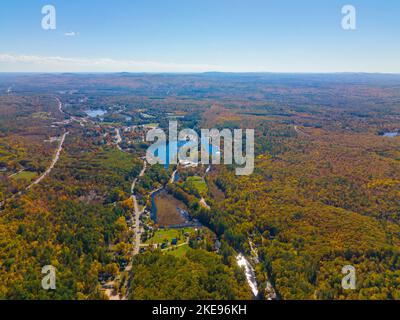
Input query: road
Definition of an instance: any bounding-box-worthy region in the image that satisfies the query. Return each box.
[0,99,69,214]
[56,97,64,115]
[56,97,88,127]
[27,131,69,190]
[115,128,123,151]
[113,128,147,258]
[105,160,147,300]
[115,128,122,144]
[170,168,178,184]
[130,160,147,256]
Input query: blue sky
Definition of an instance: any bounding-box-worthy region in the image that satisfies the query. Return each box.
[0,0,399,72]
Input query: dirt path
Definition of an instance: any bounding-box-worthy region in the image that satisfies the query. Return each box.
[8,169,25,178]
[103,282,121,300]
[199,197,210,210]
[199,165,211,209]
[161,240,189,252]
[294,125,310,136]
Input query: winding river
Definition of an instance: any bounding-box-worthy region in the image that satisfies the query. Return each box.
[236,240,277,300]
[236,254,259,297]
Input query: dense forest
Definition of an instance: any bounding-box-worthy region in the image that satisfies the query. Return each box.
[128,250,251,300]
[0,73,399,300]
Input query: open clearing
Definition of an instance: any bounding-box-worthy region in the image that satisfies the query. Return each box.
[153,190,188,227]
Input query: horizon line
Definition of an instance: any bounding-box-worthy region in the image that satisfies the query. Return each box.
[1,71,400,75]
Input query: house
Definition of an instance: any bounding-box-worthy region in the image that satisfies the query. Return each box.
[213,240,222,252]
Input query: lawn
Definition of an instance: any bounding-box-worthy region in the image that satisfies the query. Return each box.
[145,227,197,245]
[185,176,208,196]
[166,243,192,258]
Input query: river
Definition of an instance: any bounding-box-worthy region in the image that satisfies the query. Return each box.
[236,254,259,297]
[236,240,277,300]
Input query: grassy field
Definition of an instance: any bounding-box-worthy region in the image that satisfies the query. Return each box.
[145,227,197,245]
[0,143,24,163]
[11,171,37,182]
[185,176,208,196]
[32,112,51,120]
[94,148,137,173]
[166,243,192,258]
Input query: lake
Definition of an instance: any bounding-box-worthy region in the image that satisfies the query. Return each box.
[84,108,107,118]
[383,132,399,138]
[153,137,220,168]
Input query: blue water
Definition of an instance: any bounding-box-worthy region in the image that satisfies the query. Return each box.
[85,108,107,118]
[153,137,219,168]
[383,132,399,138]
[150,189,163,223]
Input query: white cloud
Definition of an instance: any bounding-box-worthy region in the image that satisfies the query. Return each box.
[64,32,79,37]
[0,53,228,72]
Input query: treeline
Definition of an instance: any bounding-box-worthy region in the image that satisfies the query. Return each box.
[128,250,251,300]
[0,130,141,299]
[196,127,400,299]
